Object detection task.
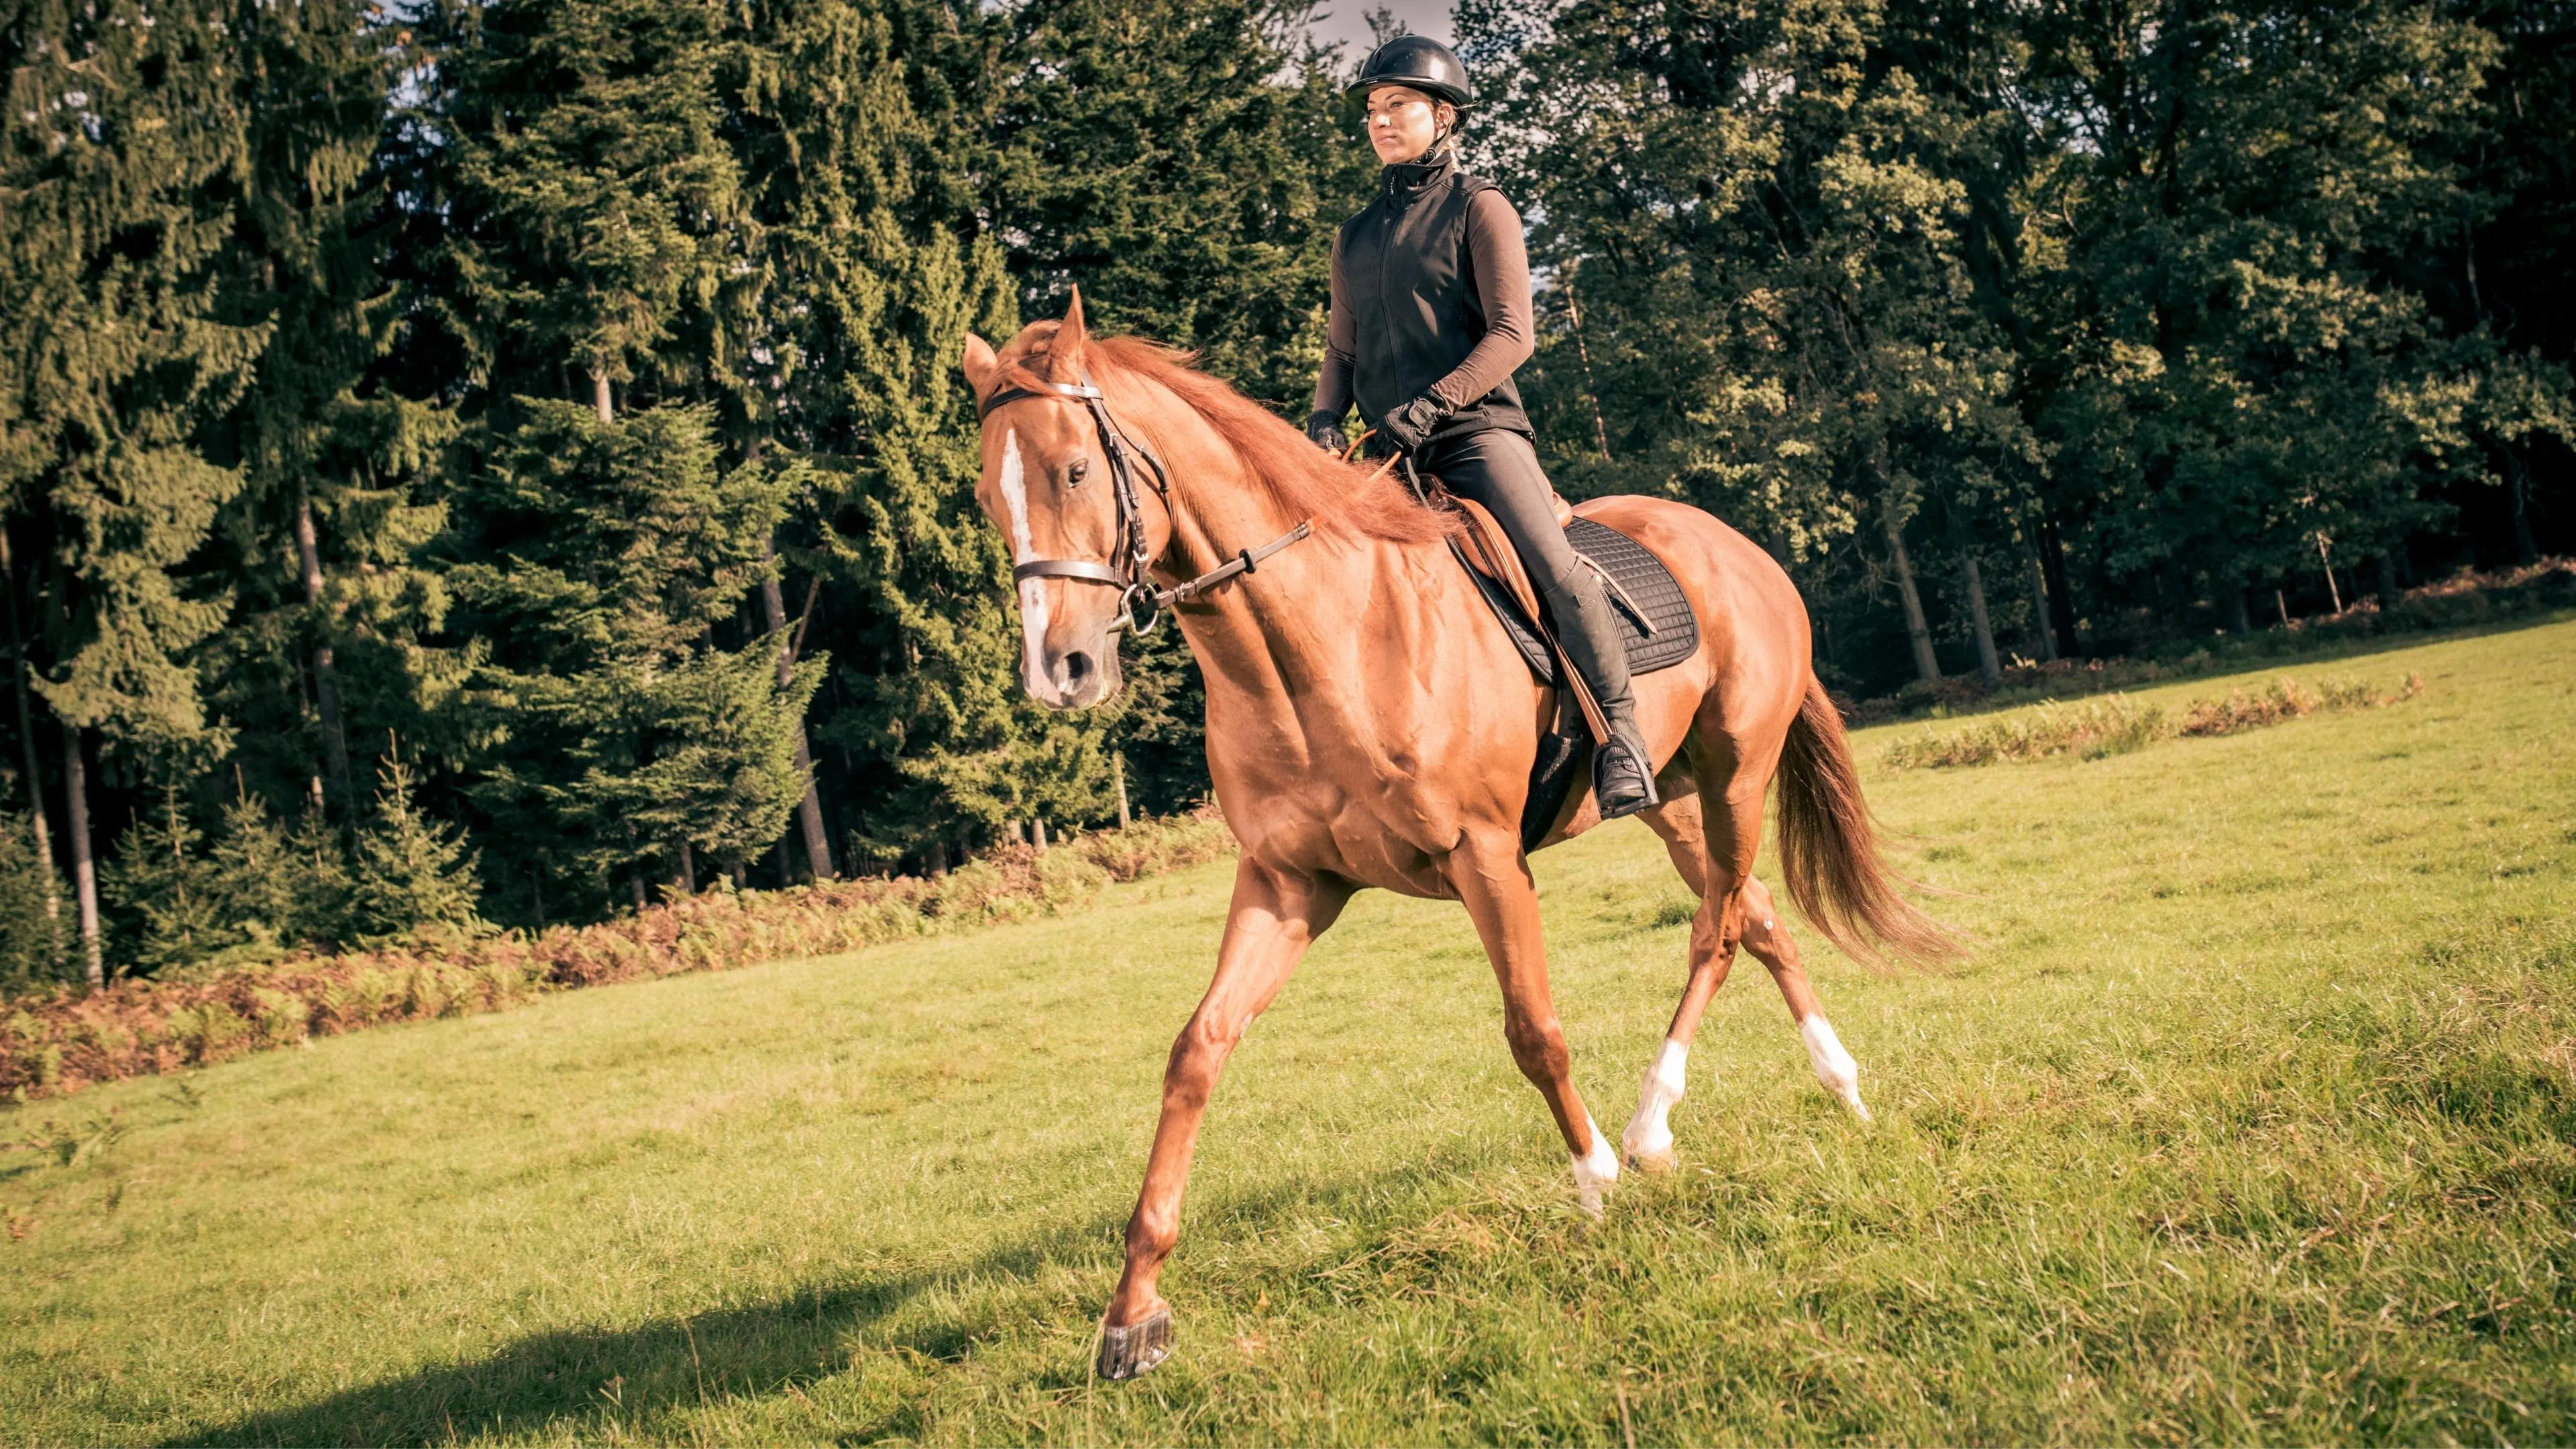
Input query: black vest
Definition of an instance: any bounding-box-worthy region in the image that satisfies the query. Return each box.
[1338,154,1531,445]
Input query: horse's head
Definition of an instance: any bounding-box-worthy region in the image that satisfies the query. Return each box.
[961,292,1169,710]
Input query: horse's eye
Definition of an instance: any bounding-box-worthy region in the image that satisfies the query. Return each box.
[1066,458,1091,487]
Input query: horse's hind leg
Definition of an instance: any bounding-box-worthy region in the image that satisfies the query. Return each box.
[1737,875,1870,1121]
[1623,786,1743,1172]
[1099,856,1351,1379]
[1627,786,1872,1152]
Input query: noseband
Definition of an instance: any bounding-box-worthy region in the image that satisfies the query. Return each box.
[979,373,1311,637]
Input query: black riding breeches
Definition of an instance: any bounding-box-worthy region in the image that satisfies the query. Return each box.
[1418,429,1638,732]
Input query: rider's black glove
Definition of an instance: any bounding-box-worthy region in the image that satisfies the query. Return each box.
[1305,410,1348,456]
[1378,392,1453,453]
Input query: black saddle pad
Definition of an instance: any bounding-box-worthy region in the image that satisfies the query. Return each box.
[1466,515,1700,684]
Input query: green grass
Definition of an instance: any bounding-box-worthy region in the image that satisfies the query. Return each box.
[5,621,2573,1445]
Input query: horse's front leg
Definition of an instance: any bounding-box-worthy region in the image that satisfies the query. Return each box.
[1448,829,1617,1215]
[1099,855,1350,1379]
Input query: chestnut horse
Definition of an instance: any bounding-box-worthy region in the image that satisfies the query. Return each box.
[961,296,1948,1380]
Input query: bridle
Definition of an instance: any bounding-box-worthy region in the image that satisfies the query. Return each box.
[979,372,1311,637]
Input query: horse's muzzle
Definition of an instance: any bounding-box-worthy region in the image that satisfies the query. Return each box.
[1026,635,1121,710]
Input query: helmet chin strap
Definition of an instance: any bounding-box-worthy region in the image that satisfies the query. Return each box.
[1405,111,1459,166]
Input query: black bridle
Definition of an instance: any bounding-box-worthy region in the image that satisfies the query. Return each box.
[979,373,1310,637]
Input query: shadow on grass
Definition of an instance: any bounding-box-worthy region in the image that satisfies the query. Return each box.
[172,1214,1106,1446]
[176,1146,1496,1447]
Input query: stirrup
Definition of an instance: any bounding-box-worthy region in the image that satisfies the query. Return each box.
[1595,736,1659,820]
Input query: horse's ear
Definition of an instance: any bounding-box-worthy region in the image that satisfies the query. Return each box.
[962,332,1000,399]
[1056,288,1089,372]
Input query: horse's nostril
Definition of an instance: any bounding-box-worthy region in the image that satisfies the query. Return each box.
[1062,651,1094,688]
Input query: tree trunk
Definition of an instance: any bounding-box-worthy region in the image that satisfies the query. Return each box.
[1962,554,2002,685]
[1033,818,1049,851]
[293,490,356,811]
[1564,266,1614,464]
[2375,553,2401,612]
[928,837,949,877]
[2506,447,2539,565]
[674,839,695,897]
[759,535,833,881]
[2039,514,2081,659]
[1881,504,1941,684]
[630,873,648,913]
[62,723,103,989]
[2,535,64,969]
[2019,535,2059,662]
[590,368,614,425]
[1114,753,1132,830]
[2221,584,2251,634]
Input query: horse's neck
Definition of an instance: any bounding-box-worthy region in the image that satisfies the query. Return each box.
[1141,402,1453,754]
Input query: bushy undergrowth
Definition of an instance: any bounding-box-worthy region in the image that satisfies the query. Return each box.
[1847,557,2570,724]
[1885,672,2423,769]
[0,810,1232,1102]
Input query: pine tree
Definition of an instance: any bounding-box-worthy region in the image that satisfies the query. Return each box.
[205,788,350,953]
[0,810,61,992]
[205,0,460,823]
[447,400,810,912]
[438,0,747,419]
[99,788,222,977]
[722,0,1049,867]
[984,0,1374,405]
[2,0,272,981]
[350,755,484,941]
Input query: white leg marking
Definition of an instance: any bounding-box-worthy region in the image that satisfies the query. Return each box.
[1571,1112,1620,1218]
[997,429,1053,696]
[1621,1038,1689,1172]
[1801,1015,1870,1121]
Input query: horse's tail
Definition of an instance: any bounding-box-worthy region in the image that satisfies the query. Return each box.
[1774,677,1958,969]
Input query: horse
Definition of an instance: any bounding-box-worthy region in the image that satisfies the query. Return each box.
[959,293,1950,1380]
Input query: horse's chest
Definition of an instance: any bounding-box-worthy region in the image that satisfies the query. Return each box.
[1206,677,1534,899]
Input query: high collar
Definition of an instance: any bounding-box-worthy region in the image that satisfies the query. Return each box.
[1380,150,1457,203]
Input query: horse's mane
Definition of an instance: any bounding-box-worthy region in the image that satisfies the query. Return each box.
[992,323,1458,547]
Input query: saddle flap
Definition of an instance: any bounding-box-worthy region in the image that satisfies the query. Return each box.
[1447,494,1548,627]
[1442,496,1705,688]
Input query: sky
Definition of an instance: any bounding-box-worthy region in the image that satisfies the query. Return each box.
[1302,1,1456,60]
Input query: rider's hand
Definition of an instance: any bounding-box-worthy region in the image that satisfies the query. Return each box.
[1305,411,1348,456]
[1379,393,1452,452]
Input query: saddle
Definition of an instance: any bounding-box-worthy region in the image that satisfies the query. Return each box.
[1436,487,1703,849]
[1446,495,1702,684]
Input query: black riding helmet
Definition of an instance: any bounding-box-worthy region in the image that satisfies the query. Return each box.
[1346,34,1474,108]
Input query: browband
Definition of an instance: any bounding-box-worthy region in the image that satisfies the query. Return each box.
[979,380,1102,419]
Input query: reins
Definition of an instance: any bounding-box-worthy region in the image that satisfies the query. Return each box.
[980,374,1314,637]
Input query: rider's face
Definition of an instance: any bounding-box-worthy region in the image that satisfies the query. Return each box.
[1364,85,1452,163]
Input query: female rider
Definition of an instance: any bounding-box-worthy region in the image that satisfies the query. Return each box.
[1307,36,1657,818]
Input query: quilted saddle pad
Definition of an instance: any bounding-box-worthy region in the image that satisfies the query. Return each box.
[1464,515,1701,684]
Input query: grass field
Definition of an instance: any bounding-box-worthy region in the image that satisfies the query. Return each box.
[4,621,2572,1445]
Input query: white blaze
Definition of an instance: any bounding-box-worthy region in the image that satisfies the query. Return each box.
[998,428,1052,695]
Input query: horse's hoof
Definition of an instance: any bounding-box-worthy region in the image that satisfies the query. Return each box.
[1625,1143,1678,1175]
[1097,1308,1173,1381]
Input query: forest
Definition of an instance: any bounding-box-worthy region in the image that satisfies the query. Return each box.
[2,0,2569,989]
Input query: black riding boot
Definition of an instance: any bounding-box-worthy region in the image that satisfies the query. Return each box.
[1542,564,1658,819]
